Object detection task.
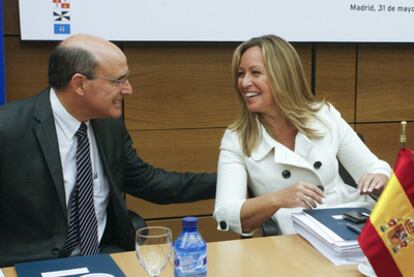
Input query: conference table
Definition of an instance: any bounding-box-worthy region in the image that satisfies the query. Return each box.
[2,235,363,276]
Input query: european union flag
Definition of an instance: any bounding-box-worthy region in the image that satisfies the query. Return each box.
[0,0,6,105]
[54,24,71,34]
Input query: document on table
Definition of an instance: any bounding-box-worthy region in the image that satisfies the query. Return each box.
[292,209,367,266]
[14,254,125,277]
[294,220,365,265]
[0,268,4,277]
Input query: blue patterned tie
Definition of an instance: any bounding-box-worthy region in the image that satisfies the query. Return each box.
[60,123,99,256]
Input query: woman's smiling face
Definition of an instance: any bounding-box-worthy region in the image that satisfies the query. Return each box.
[237,46,276,116]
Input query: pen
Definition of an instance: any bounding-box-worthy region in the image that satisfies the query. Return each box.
[347,223,363,234]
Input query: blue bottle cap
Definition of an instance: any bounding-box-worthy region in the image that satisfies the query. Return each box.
[182,216,198,230]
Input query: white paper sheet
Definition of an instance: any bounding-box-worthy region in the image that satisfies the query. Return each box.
[41,267,89,277]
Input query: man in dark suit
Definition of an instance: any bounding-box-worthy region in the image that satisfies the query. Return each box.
[0,34,216,267]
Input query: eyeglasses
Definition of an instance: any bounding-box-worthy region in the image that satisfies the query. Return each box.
[81,72,129,86]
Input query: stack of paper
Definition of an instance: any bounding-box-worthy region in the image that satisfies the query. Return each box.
[292,207,370,266]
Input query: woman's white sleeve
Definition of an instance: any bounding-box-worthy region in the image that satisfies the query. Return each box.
[213,130,251,235]
[332,105,392,182]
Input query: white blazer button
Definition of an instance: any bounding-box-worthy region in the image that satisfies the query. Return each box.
[282,170,291,178]
[313,161,322,169]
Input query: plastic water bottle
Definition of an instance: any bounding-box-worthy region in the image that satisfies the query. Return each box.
[174,217,207,277]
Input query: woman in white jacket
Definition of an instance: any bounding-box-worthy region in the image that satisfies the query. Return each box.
[213,35,391,236]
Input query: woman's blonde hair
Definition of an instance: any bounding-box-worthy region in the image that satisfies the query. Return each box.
[230,35,324,156]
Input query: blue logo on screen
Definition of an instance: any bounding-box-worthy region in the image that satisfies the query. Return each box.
[54,24,71,34]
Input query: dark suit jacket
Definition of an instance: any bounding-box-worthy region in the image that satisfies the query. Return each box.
[0,88,216,267]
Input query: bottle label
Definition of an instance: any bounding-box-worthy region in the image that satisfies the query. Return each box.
[174,251,207,274]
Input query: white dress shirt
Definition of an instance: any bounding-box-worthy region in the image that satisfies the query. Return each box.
[214,104,392,235]
[50,88,110,252]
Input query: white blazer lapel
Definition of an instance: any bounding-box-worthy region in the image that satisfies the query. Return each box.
[273,141,314,171]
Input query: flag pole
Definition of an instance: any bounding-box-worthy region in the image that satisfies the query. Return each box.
[400,121,407,149]
[0,0,6,105]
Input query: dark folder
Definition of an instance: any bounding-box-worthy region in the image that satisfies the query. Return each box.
[15,254,126,277]
[303,207,370,240]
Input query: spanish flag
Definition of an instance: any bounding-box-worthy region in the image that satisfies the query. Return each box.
[358,148,414,277]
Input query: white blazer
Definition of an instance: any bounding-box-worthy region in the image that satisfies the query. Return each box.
[213,104,391,235]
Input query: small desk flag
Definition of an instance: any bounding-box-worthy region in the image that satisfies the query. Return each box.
[358,148,414,277]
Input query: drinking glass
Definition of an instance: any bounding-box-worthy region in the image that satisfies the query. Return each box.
[135,226,172,277]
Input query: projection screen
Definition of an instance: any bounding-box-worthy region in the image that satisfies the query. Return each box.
[19,0,414,42]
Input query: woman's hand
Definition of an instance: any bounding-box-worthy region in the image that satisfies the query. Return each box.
[240,182,325,232]
[357,173,389,195]
[274,182,325,209]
